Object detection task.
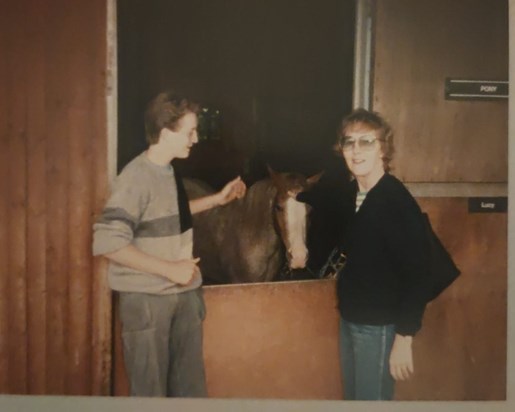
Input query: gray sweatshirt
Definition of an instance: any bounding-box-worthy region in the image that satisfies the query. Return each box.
[93,152,201,294]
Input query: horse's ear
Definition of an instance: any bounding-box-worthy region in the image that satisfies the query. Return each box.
[306,171,324,188]
[267,165,282,185]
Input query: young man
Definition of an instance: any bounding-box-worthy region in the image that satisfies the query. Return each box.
[93,91,246,397]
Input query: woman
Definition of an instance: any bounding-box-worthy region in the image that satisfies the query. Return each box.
[335,108,431,400]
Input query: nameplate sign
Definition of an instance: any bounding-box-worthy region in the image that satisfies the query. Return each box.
[445,79,508,100]
[468,197,507,213]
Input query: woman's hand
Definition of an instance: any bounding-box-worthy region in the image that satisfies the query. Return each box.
[389,334,414,381]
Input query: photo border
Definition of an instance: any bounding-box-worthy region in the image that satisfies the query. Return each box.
[0,0,512,410]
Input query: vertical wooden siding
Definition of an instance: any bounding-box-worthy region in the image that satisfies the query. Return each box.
[0,0,111,395]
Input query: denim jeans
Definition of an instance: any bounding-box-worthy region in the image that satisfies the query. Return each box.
[339,318,396,400]
[119,288,207,397]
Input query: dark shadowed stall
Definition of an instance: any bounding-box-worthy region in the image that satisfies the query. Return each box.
[117,0,356,183]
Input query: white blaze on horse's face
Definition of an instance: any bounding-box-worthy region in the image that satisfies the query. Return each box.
[268,167,322,272]
[284,194,308,269]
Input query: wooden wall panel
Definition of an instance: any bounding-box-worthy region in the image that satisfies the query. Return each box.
[25,0,48,394]
[67,107,93,395]
[0,0,9,391]
[91,0,113,395]
[44,1,70,393]
[396,198,507,400]
[0,52,7,395]
[0,0,111,396]
[373,0,508,182]
[6,0,29,393]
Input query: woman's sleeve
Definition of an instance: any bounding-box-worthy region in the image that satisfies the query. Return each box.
[384,193,431,336]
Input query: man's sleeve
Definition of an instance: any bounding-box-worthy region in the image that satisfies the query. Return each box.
[92,174,148,256]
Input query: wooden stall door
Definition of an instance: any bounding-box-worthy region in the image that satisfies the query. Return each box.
[373,0,508,183]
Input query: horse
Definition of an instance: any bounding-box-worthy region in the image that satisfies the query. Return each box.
[184,167,323,284]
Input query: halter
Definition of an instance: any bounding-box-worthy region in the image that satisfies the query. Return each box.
[278,247,346,280]
[278,260,317,281]
[317,247,347,279]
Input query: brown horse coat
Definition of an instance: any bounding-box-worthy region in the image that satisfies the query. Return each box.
[184,170,321,284]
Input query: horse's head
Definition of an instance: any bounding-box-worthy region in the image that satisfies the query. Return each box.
[267,166,323,270]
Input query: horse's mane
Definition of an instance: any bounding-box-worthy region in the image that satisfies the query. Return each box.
[220,179,277,236]
[239,179,276,213]
[185,177,278,238]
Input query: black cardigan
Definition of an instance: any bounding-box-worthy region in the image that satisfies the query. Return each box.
[337,173,431,336]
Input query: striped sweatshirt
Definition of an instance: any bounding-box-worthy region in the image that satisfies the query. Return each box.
[93,152,201,294]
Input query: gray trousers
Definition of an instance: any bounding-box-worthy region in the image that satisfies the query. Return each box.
[118,288,207,397]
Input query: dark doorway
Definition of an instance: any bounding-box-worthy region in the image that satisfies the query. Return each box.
[117,0,355,275]
[118,0,354,180]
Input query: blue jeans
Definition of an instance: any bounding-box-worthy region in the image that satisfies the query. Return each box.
[339,318,395,400]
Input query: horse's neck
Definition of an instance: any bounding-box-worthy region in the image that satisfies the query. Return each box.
[241,179,276,231]
[200,179,284,283]
[219,180,279,252]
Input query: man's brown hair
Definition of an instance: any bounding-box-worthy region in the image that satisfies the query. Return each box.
[144,91,200,145]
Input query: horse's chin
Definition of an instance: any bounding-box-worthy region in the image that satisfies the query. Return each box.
[289,260,307,270]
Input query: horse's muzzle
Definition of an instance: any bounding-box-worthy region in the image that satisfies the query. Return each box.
[288,248,308,269]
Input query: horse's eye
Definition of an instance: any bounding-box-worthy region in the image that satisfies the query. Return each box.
[274,204,284,212]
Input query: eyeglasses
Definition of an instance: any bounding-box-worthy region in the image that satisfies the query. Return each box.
[338,134,380,152]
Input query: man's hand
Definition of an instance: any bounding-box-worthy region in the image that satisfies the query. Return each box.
[167,257,201,285]
[218,176,246,206]
[189,176,247,214]
[104,245,201,286]
[389,334,414,381]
